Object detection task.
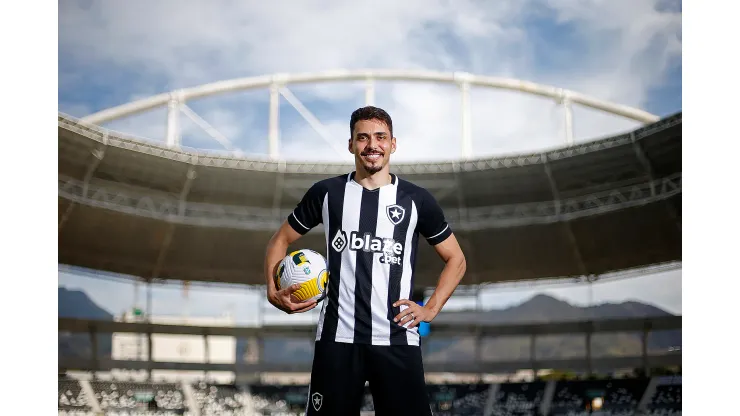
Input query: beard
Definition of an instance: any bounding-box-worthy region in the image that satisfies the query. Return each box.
[358,151,385,174]
[361,162,383,174]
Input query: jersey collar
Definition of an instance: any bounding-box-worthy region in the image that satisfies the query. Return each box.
[347,171,397,189]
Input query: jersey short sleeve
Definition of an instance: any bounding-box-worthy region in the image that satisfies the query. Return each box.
[417,188,453,245]
[287,182,325,235]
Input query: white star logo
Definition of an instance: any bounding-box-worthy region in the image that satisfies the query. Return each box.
[311,392,323,411]
[386,204,405,225]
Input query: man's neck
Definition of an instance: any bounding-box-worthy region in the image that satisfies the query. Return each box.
[353,166,392,190]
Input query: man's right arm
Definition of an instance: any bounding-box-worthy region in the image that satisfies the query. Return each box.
[267,181,325,314]
[264,220,318,314]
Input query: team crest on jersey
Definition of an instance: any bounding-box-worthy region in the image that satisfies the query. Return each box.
[386,204,405,225]
[312,392,323,411]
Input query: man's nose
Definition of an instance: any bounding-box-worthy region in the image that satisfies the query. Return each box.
[368,137,381,148]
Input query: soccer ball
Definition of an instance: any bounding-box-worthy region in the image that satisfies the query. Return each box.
[275,249,329,302]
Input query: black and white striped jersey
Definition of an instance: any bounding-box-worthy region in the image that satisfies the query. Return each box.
[287,172,452,346]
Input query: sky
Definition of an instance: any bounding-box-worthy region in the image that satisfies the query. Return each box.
[58,0,682,320]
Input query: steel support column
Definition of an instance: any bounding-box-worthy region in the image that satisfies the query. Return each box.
[460,80,472,159]
[90,326,98,376]
[586,330,593,377]
[642,327,650,377]
[365,77,375,106]
[204,334,210,364]
[147,330,153,380]
[268,83,281,160]
[166,91,183,148]
[531,334,538,376]
[563,98,574,146]
[473,328,482,375]
[147,281,152,322]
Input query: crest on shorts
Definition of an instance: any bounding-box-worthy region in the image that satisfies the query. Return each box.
[312,392,323,411]
[386,204,405,225]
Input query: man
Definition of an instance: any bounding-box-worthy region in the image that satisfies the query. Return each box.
[264,106,466,415]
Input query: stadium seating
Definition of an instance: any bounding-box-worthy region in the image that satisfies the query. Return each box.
[248,384,310,415]
[58,376,681,416]
[491,381,546,416]
[59,378,93,412]
[191,381,249,416]
[602,379,650,412]
[646,382,681,416]
[428,383,491,416]
[57,411,96,416]
[90,381,186,413]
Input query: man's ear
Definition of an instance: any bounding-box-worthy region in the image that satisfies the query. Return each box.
[348,137,353,153]
[391,136,397,154]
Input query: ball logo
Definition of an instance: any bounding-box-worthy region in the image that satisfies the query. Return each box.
[386,204,406,225]
[331,230,347,252]
[292,251,310,267]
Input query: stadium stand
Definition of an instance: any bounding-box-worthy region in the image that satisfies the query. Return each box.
[190,382,248,415]
[601,378,650,413]
[646,377,682,416]
[59,376,93,413]
[248,384,310,415]
[491,381,547,416]
[428,383,491,416]
[60,376,681,415]
[90,381,186,414]
[58,411,96,416]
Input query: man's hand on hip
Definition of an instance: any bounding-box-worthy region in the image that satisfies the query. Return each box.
[392,299,438,328]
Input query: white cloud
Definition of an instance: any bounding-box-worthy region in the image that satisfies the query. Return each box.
[59,0,680,161]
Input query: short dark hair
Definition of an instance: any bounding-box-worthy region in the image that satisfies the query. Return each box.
[350,106,393,138]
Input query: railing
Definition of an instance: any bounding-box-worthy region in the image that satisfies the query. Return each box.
[58,173,681,231]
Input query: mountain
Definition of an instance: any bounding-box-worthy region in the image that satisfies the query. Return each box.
[58,287,114,359]
[59,287,113,320]
[432,294,673,325]
[425,294,680,363]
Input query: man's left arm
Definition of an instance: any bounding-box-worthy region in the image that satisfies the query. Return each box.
[394,189,466,327]
[421,234,466,314]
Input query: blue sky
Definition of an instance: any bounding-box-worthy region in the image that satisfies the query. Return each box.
[58,0,682,319]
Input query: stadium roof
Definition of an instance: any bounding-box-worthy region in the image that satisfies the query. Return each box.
[58,112,681,287]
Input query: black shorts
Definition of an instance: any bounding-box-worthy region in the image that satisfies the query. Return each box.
[305,340,432,415]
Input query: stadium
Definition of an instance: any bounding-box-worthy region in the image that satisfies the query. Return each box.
[58,70,681,415]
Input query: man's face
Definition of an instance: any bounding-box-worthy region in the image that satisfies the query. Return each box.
[349,119,396,175]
